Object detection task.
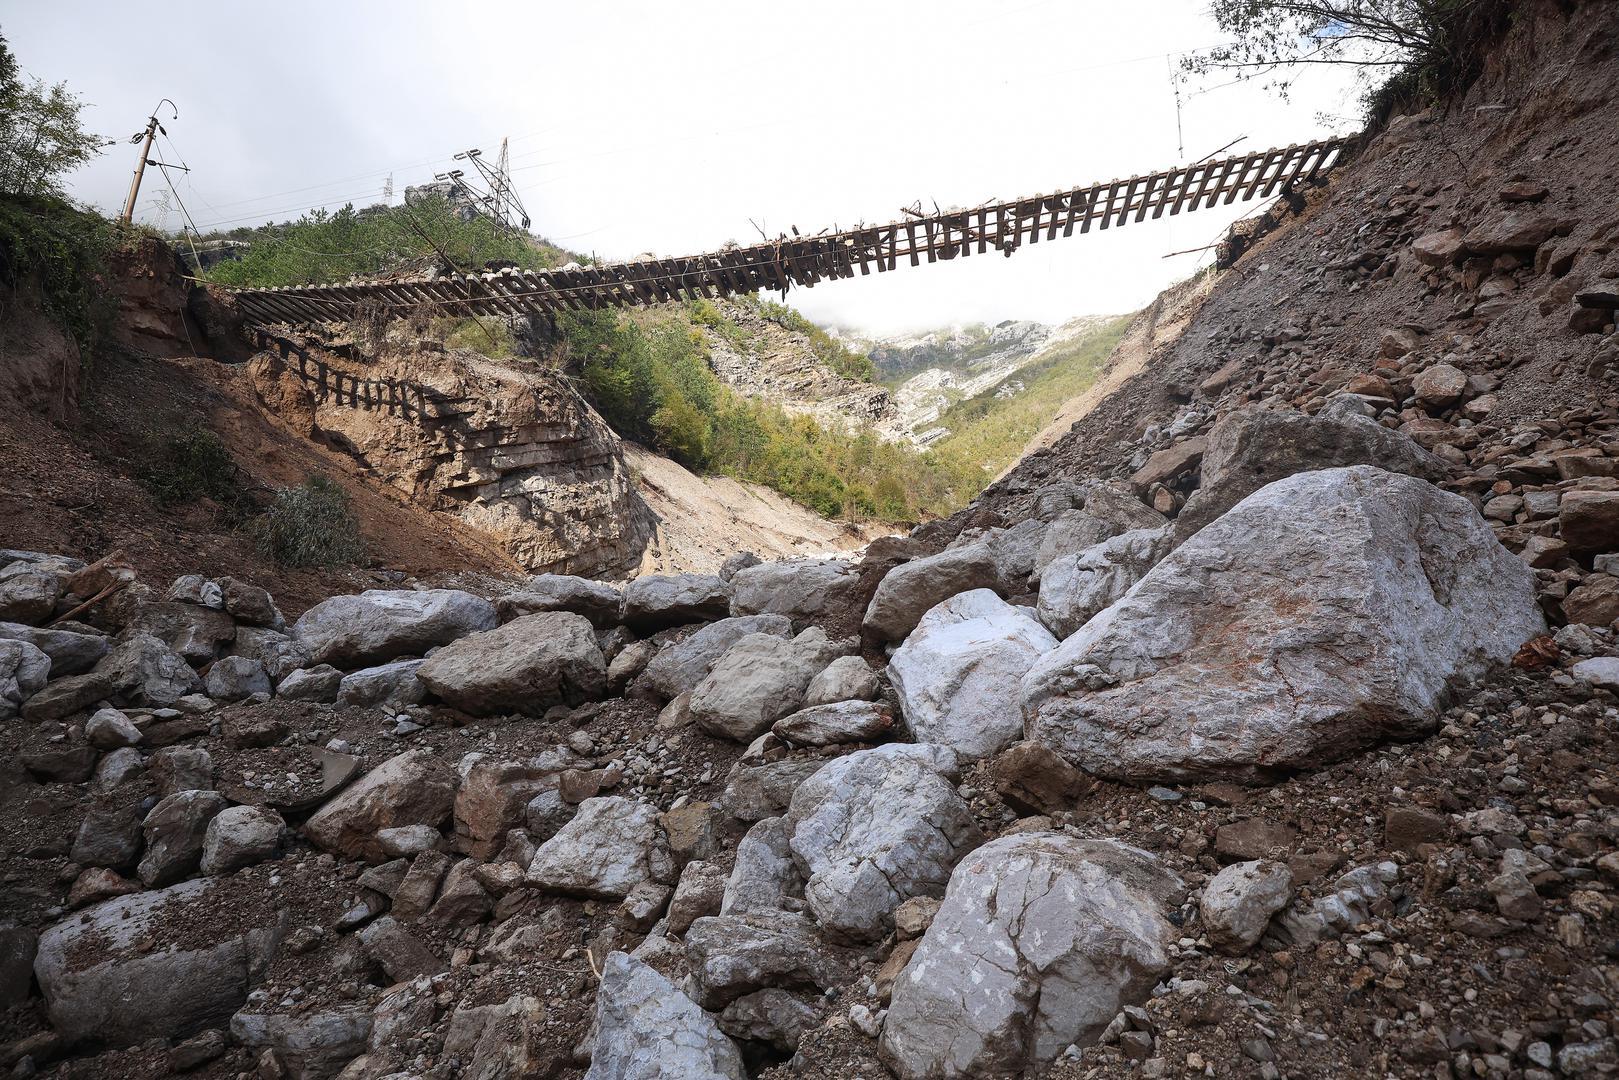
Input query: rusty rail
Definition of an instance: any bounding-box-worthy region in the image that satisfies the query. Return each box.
[227,136,1355,326]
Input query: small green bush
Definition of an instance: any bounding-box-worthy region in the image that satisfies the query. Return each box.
[136,430,252,515]
[254,475,364,568]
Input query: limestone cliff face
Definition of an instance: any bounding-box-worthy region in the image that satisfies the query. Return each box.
[698,300,905,439]
[250,344,653,578]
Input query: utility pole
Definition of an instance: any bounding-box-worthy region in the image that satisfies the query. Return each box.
[120,99,177,226]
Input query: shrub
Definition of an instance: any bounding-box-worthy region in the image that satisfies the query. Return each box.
[136,430,252,515]
[0,194,120,354]
[254,475,364,568]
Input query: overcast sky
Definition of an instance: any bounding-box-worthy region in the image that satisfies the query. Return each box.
[5,1,1363,335]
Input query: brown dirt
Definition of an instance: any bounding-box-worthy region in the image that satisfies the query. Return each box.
[0,348,520,618]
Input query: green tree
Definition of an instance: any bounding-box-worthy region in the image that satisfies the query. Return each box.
[1184,0,1511,114]
[0,31,105,197]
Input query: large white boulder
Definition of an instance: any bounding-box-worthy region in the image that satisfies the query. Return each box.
[291,589,496,669]
[888,590,1056,761]
[784,744,981,942]
[585,952,745,1080]
[418,611,606,716]
[728,558,861,627]
[879,834,1183,1078]
[1024,467,1545,783]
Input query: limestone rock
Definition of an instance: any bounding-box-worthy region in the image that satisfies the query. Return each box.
[685,911,846,1010]
[1172,405,1448,543]
[291,589,497,669]
[230,626,309,681]
[689,632,825,742]
[637,614,793,700]
[229,1004,371,1080]
[1024,467,1546,782]
[804,654,880,706]
[418,611,606,716]
[0,620,108,676]
[1412,363,1467,409]
[201,805,284,875]
[335,658,426,710]
[722,816,804,916]
[879,834,1183,1078]
[0,638,50,720]
[139,789,229,887]
[304,750,458,862]
[497,573,623,627]
[785,744,982,942]
[1411,228,1465,266]
[772,700,895,747]
[204,655,272,702]
[1201,860,1293,954]
[0,566,60,624]
[1462,210,1558,254]
[277,664,343,703]
[128,601,236,664]
[863,542,1000,643]
[96,632,200,706]
[729,558,862,627]
[33,878,284,1046]
[668,860,728,935]
[621,574,731,631]
[526,796,670,899]
[585,952,745,1080]
[85,706,141,749]
[1561,491,1619,555]
[888,590,1056,761]
[717,989,821,1054]
[1037,528,1166,639]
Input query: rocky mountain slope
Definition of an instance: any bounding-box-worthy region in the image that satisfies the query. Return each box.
[858,315,1120,444]
[3,3,1619,1079]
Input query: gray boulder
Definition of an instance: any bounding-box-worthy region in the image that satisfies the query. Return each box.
[888,590,1056,761]
[418,611,606,716]
[1172,404,1449,544]
[127,601,235,664]
[803,654,880,706]
[785,744,981,942]
[0,638,50,720]
[33,878,285,1046]
[139,789,229,887]
[335,658,426,709]
[0,565,61,624]
[498,574,623,627]
[621,574,731,631]
[1037,527,1168,639]
[304,750,457,861]
[879,834,1183,1078]
[638,614,793,700]
[205,655,272,702]
[1201,860,1293,954]
[728,558,861,627]
[201,805,284,875]
[230,1004,371,1080]
[586,952,745,1080]
[527,796,671,899]
[291,589,497,669]
[772,700,895,747]
[721,816,804,916]
[684,911,846,1010]
[277,664,343,703]
[863,542,1000,643]
[96,632,199,706]
[689,632,826,742]
[0,621,108,676]
[85,707,141,750]
[1024,467,1546,783]
[231,626,309,681]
